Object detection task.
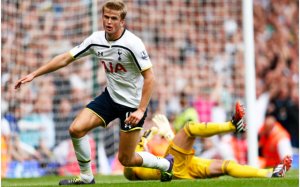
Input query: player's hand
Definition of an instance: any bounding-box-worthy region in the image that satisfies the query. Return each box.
[124,109,144,126]
[14,73,35,89]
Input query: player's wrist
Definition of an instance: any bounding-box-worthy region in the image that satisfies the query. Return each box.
[30,71,38,78]
[138,107,146,113]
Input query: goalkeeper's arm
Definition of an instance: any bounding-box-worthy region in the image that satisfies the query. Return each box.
[152,114,175,142]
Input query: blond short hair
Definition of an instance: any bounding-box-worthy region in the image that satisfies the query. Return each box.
[102,0,127,20]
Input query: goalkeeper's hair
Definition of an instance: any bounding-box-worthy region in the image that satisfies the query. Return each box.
[102,0,127,20]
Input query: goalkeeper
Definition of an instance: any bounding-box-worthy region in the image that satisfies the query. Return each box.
[124,102,292,180]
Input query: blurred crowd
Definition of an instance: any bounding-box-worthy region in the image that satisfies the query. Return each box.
[1,0,298,178]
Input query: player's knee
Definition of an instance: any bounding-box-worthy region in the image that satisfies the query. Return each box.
[69,125,78,137]
[219,160,237,175]
[69,123,85,138]
[118,154,135,167]
[183,121,195,137]
[208,160,224,176]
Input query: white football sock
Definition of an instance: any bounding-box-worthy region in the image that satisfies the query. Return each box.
[136,151,170,172]
[71,135,94,182]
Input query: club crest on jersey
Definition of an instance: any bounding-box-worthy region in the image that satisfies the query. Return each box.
[101,61,127,73]
[141,51,149,60]
[117,49,122,61]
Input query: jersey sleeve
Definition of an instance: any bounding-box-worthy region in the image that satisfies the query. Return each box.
[69,33,94,59]
[130,38,152,72]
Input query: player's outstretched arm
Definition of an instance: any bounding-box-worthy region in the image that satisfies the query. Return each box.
[14,52,74,89]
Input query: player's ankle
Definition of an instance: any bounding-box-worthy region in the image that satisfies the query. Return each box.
[80,172,94,183]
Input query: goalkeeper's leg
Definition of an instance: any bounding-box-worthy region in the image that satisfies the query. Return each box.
[183,121,236,138]
[124,167,161,180]
[174,120,244,155]
[184,101,246,138]
[212,159,273,178]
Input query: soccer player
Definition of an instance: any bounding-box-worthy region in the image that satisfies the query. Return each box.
[124,102,292,180]
[14,0,173,185]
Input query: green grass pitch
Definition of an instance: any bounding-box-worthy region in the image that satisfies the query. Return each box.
[2,169,298,187]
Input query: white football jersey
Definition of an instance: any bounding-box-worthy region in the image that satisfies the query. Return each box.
[69,30,152,108]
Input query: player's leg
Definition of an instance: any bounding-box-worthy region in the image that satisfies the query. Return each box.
[164,141,196,179]
[151,115,195,179]
[151,114,195,179]
[124,166,161,180]
[182,150,292,179]
[123,127,163,181]
[184,101,246,138]
[118,129,173,181]
[151,114,195,151]
[59,89,116,185]
[118,129,144,166]
[188,157,273,178]
[172,130,271,179]
[211,159,274,178]
[118,108,173,182]
[153,102,245,149]
[59,108,105,185]
[206,157,292,178]
[172,128,196,152]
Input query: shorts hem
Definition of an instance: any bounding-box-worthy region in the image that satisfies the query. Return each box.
[120,127,143,132]
[85,107,107,127]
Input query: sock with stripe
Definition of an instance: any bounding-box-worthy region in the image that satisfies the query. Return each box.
[72,135,94,182]
[136,151,170,172]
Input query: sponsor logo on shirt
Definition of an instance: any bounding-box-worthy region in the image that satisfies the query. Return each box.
[125,112,132,129]
[101,61,127,73]
[124,123,132,129]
